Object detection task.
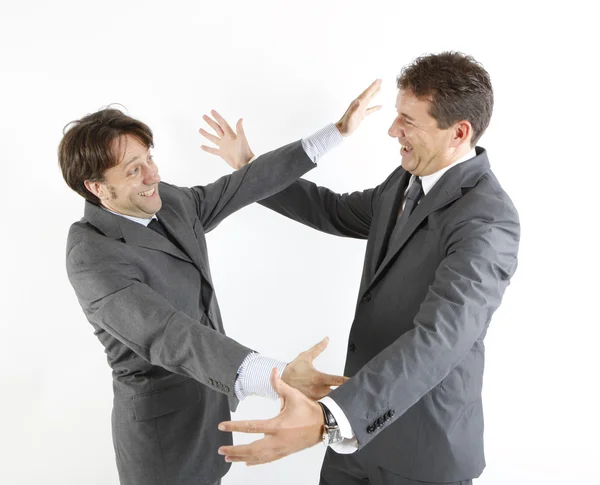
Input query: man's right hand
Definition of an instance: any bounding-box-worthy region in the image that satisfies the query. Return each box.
[199,110,254,170]
[335,78,382,137]
[199,79,382,170]
[282,337,348,400]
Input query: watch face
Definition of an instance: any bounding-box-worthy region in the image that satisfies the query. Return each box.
[323,427,343,446]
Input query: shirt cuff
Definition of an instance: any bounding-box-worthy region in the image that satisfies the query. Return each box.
[234,353,288,401]
[301,123,344,164]
[320,396,358,453]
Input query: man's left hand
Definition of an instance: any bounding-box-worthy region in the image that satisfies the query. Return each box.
[218,368,325,465]
[283,336,348,400]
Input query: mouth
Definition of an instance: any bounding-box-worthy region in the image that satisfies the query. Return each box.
[400,143,413,155]
[138,187,156,197]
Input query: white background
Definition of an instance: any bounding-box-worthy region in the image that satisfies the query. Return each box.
[1,1,598,484]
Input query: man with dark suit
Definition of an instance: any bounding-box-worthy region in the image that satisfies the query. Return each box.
[208,52,520,485]
[60,81,382,485]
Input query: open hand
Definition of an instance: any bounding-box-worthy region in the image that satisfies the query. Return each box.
[199,110,254,170]
[218,368,324,466]
[335,79,382,137]
[282,337,348,400]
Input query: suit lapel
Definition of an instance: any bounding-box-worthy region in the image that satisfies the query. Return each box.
[158,202,213,283]
[366,149,491,293]
[369,171,411,277]
[83,202,198,268]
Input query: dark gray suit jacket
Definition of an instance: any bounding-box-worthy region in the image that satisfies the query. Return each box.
[66,141,314,485]
[260,148,520,482]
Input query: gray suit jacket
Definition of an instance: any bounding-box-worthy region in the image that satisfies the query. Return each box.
[66,141,314,485]
[260,147,520,482]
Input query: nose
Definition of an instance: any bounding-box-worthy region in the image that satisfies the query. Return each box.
[145,163,161,185]
[388,120,403,138]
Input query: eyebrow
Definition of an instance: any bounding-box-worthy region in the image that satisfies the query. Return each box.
[397,111,416,121]
[122,151,151,170]
[123,155,141,169]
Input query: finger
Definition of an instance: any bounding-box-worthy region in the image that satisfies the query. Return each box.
[366,105,383,115]
[236,118,246,137]
[225,456,248,463]
[357,78,382,101]
[318,372,349,387]
[199,128,220,145]
[211,110,235,137]
[219,442,262,457]
[202,114,224,137]
[247,456,273,466]
[304,336,329,361]
[218,418,275,434]
[201,145,220,155]
[201,145,220,156]
[367,84,382,101]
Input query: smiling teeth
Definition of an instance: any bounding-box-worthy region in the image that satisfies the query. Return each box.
[139,187,155,196]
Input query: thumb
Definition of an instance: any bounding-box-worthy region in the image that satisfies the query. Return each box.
[271,367,294,400]
[305,336,329,361]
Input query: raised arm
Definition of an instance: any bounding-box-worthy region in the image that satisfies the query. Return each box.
[197,80,383,236]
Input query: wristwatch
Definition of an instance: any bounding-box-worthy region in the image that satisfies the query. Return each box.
[318,402,343,447]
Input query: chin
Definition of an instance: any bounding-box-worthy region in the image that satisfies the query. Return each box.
[400,158,414,172]
[150,200,162,213]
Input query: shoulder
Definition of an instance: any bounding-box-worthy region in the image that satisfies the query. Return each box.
[450,169,519,227]
[65,221,127,268]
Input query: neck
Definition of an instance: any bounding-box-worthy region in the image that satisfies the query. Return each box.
[420,144,473,177]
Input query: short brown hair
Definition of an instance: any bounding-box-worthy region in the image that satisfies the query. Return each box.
[397,52,493,147]
[58,108,154,204]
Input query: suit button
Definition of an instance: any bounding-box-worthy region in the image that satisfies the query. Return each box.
[389,410,395,417]
[348,342,356,353]
[363,292,372,302]
[367,425,375,434]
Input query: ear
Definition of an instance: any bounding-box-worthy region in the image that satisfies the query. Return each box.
[449,120,472,148]
[84,179,109,200]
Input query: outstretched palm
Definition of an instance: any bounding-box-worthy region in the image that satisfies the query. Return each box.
[199,110,254,170]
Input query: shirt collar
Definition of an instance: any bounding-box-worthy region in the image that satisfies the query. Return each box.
[418,148,477,195]
[102,206,157,227]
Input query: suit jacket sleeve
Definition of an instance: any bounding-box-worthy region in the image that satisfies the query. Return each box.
[257,172,397,240]
[66,237,252,399]
[180,140,316,232]
[327,194,520,448]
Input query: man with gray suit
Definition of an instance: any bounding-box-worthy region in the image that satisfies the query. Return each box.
[208,52,520,484]
[60,83,381,485]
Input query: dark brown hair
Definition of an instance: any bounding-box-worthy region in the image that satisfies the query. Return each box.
[397,52,493,147]
[58,107,154,204]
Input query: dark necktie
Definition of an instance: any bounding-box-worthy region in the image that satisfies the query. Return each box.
[385,176,424,253]
[398,176,424,223]
[377,177,423,267]
[147,218,184,253]
[147,218,168,238]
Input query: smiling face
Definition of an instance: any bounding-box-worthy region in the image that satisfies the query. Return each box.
[84,134,162,218]
[388,89,472,176]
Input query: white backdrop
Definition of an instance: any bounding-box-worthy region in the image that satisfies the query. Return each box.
[1,1,598,484]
